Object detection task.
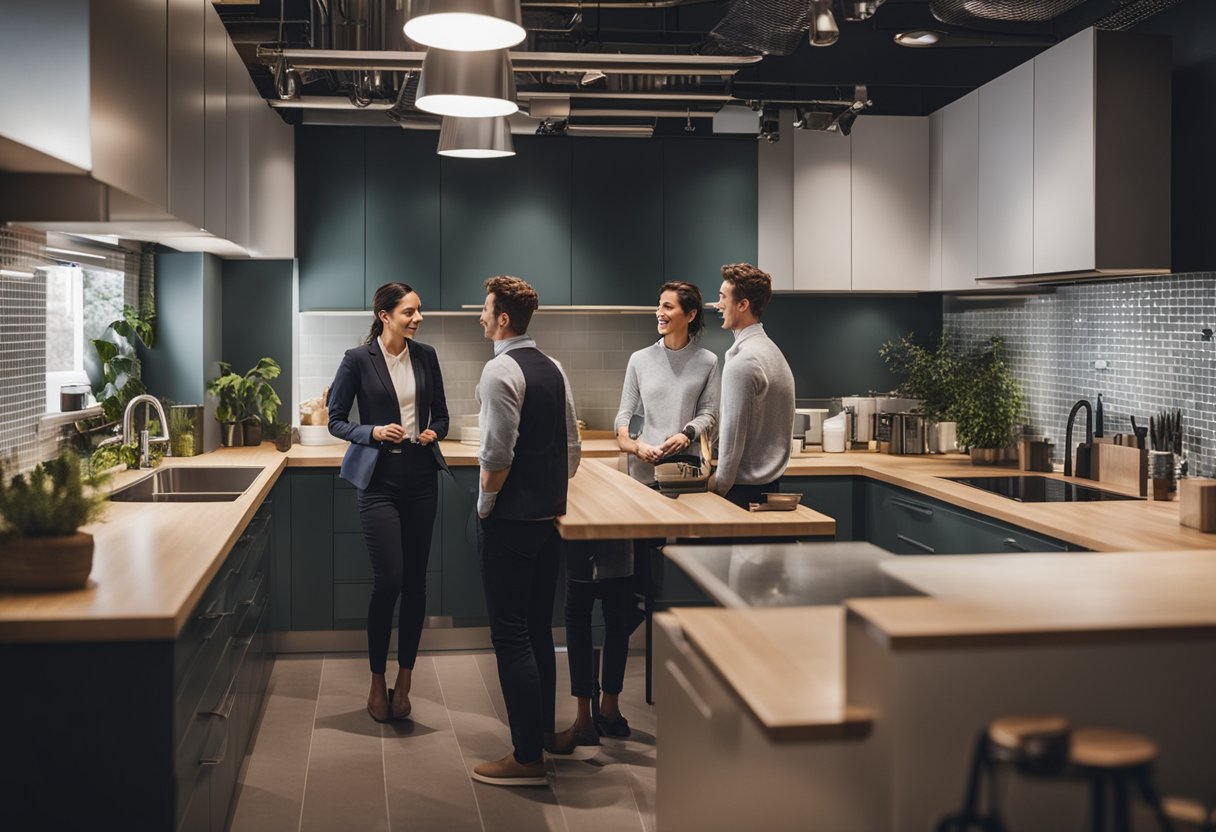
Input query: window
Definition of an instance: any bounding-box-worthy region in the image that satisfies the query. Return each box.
[43,264,126,413]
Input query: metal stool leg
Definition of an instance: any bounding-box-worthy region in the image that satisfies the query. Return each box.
[1114,776,1131,832]
[1091,775,1108,832]
[934,733,1009,832]
[1132,769,1178,832]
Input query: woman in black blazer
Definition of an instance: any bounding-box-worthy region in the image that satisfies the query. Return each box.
[328,282,450,723]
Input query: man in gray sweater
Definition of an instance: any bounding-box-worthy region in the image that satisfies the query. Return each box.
[711,263,796,508]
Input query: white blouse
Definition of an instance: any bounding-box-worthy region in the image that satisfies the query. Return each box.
[378,336,417,438]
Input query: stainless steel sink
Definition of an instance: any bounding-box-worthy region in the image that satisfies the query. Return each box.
[110,466,264,502]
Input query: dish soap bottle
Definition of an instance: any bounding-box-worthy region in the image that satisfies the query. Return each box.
[1095,393,1104,438]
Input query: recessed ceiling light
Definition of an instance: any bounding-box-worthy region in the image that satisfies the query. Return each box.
[894,30,944,48]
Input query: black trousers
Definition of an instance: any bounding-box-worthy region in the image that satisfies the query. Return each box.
[565,575,644,698]
[479,517,562,765]
[723,478,781,509]
[357,445,438,674]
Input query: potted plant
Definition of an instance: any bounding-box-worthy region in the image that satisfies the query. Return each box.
[0,450,108,591]
[267,421,293,453]
[954,336,1024,464]
[86,304,155,425]
[880,333,961,453]
[206,358,283,447]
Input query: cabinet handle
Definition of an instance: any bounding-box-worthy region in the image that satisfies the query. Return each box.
[664,659,713,721]
[1002,537,1029,552]
[198,599,234,640]
[890,496,934,518]
[199,734,228,767]
[201,636,253,720]
[896,534,936,554]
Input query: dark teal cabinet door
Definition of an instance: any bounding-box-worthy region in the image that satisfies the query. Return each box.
[297,127,366,311]
[441,468,487,623]
[440,135,572,310]
[662,138,758,302]
[290,469,335,629]
[781,476,862,541]
[571,139,663,306]
[270,475,292,632]
[365,129,442,310]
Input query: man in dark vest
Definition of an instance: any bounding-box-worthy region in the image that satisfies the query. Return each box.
[472,275,581,787]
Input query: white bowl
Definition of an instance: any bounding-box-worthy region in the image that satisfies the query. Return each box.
[298,425,342,446]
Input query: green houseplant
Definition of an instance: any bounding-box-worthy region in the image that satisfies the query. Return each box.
[87,304,156,424]
[207,358,283,447]
[0,450,108,590]
[880,333,962,453]
[954,336,1024,464]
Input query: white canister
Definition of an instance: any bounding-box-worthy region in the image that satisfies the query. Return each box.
[854,397,876,443]
[822,416,847,453]
[797,408,829,445]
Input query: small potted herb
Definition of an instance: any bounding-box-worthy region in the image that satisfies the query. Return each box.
[0,450,108,591]
[206,367,245,447]
[207,358,282,447]
[954,337,1023,464]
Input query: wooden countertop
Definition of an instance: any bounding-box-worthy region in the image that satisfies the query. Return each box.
[557,458,836,540]
[287,438,624,467]
[666,607,874,741]
[846,550,1216,649]
[784,450,1216,553]
[0,446,287,643]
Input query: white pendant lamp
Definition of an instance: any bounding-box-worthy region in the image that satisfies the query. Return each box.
[404,0,525,51]
[437,116,515,158]
[415,47,518,118]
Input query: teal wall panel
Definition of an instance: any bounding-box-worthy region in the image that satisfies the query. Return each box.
[365,129,442,309]
[201,254,222,450]
[440,135,572,309]
[662,138,758,301]
[571,138,664,306]
[221,259,293,424]
[297,127,365,310]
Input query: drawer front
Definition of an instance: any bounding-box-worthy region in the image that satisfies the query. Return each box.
[333,572,442,626]
[175,764,210,832]
[868,483,943,555]
[937,506,1070,553]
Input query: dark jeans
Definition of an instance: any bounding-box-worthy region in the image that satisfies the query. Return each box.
[723,478,781,509]
[357,445,438,674]
[479,517,562,765]
[565,575,644,698]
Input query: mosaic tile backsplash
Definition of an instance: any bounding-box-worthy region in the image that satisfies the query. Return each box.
[297,313,684,433]
[944,273,1216,476]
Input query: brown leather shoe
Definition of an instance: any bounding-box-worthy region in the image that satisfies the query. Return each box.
[545,725,601,756]
[471,753,548,787]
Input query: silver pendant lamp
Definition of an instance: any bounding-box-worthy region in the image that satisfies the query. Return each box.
[415,47,518,118]
[437,116,515,158]
[404,0,526,51]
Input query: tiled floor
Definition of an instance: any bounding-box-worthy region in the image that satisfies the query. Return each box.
[230,650,656,832]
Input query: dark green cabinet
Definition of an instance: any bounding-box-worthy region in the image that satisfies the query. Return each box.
[662,138,758,302]
[364,129,442,307]
[441,467,487,624]
[782,476,865,541]
[571,139,664,305]
[441,136,573,309]
[864,481,1073,554]
[297,127,366,311]
[289,469,335,629]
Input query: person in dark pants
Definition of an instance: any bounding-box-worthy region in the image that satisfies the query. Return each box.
[328,282,450,724]
[472,275,581,787]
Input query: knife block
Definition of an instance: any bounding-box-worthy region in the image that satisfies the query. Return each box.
[1180,479,1216,532]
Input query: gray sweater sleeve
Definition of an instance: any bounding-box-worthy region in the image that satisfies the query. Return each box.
[613,355,642,432]
[477,357,524,472]
[558,361,581,478]
[713,354,757,494]
[687,357,720,440]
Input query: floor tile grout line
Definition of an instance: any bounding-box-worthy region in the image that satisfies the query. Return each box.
[297,655,326,832]
[474,653,572,832]
[434,656,489,832]
[621,758,649,832]
[381,701,390,832]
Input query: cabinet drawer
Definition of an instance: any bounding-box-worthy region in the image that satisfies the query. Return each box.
[333,572,441,625]
[334,487,361,534]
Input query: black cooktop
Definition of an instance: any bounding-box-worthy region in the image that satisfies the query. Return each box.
[944,475,1143,503]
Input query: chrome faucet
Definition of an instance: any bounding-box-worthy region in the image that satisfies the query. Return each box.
[102,395,172,467]
[1064,399,1094,479]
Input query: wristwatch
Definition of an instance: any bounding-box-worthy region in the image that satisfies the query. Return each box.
[680,426,696,442]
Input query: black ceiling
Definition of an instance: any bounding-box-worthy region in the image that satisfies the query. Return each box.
[219,0,1173,117]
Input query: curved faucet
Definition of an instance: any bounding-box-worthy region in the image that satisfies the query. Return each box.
[123,395,171,468]
[1064,399,1093,478]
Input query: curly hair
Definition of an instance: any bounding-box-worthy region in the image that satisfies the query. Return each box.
[484,275,539,335]
[720,263,773,319]
[658,281,706,337]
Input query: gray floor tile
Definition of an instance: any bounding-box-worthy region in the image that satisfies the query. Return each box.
[383,657,483,832]
[299,657,391,832]
[230,657,324,832]
[435,654,568,832]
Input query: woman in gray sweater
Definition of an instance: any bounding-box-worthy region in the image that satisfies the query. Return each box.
[550,281,719,754]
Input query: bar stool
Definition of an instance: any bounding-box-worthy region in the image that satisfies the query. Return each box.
[1158,797,1216,832]
[937,715,1178,832]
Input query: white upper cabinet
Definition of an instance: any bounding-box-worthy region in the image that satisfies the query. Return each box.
[792,128,852,291]
[928,109,943,290]
[851,116,930,291]
[225,37,251,251]
[941,91,980,291]
[758,111,795,291]
[248,99,296,259]
[978,61,1034,279]
[204,2,229,239]
[167,0,207,230]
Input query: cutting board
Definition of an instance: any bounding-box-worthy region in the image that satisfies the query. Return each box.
[1092,442,1147,497]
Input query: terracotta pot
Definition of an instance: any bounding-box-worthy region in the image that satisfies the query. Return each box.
[0,532,94,591]
[970,447,1004,465]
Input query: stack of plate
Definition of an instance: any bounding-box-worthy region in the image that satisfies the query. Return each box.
[459,426,481,447]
